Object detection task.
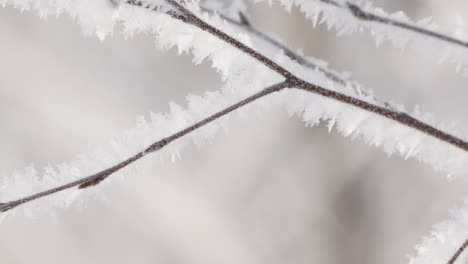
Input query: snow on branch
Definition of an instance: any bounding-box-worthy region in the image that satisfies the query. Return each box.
[2,0,468,210]
[158,0,468,173]
[1,0,468,218]
[3,0,468,263]
[268,0,468,75]
[0,81,290,214]
[3,0,468,261]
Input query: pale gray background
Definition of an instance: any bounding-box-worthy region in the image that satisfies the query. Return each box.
[1,1,468,263]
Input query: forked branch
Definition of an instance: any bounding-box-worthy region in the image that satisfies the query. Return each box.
[2,0,468,215]
[1,1,467,263]
[161,0,468,151]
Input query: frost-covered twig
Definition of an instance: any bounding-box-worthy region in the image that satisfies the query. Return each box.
[140,11,468,263]
[156,0,468,152]
[201,7,347,86]
[320,0,468,49]
[270,0,468,75]
[0,81,290,212]
[3,0,468,213]
[3,0,468,263]
[201,5,394,110]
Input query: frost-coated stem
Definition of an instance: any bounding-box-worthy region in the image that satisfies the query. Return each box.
[201,7,347,86]
[3,0,468,217]
[161,2,468,262]
[1,0,468,262]
[159,0,468,152]
[201,7,393,109]
[165,0,297,79]
[0,81,290,212]
[321,0,468,49]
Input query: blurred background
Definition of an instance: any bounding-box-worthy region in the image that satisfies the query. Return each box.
[1,0,468,263]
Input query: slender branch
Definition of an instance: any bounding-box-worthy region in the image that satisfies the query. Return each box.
[0,81,290,212]
[156,0,468,151]
[131,0,386,109]
[163,0,297,80]
[1,2,467,263]
[167,2,468,263]
[448,237,468,264]
[3,0,468,219]
[320,0,468,49]
[155,5,468,262]
[202,7,347,86]
[200,6,393,109]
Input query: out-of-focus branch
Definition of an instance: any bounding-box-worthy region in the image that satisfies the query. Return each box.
[320,0,468,49]
[447,237,468,264]
[0,81,290,212]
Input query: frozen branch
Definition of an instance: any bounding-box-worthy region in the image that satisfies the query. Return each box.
[2,1,468,263]
[201,5,393,109]
[270,0,468,75]
[2,0,468,215]
[201,6,348,86]
[0,81,290,212]
[160,0,468,152]
[320,0,468,50]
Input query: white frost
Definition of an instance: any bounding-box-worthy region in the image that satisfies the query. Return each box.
[409,198,468,264]
[264,0,468,76]
[1,0,468,237]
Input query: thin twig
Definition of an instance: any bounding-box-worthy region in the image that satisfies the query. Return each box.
[448,237,468,264]
[165,0,297,80]
[201,3,468,263]
[160,0,468,151]
[156,4,468,262]
[201,7,347,86]
[2,0,468,217]
[321,0,468,49]
[0,81,290,212]
[200,6,392,109]
[132,0,382,107]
